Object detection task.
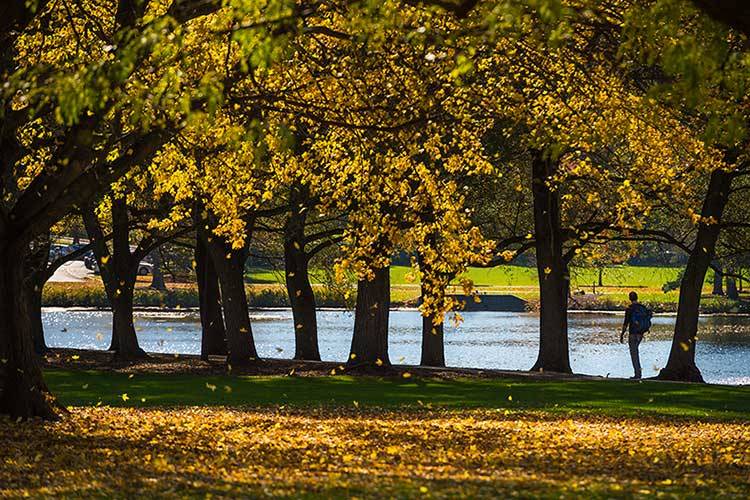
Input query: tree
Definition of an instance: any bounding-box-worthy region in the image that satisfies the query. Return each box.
[195,234,227,360]
[82,187,188,359]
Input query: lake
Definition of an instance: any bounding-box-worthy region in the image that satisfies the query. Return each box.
[42,308,750,385]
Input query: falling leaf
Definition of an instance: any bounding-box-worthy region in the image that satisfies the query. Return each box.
[402,372,412,379]
[206,383,217,392]
[121,393,129,402]
[375,358,384,366]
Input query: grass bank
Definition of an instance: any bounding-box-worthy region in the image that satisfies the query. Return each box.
[44,264,747,312]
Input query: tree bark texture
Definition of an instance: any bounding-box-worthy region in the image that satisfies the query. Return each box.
[284,201,320,361]
[348,266,391,367]
[530,152,571,374]
[198,227,258,366]
[659,168,732,382]
[420,283,446,367]
[82,200,146,359]
[0,242,60,419]
[150,248,167,291]
[195,236,227,359]
[712,264,724,296]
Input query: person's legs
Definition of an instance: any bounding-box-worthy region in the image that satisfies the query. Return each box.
[628,333,642,379]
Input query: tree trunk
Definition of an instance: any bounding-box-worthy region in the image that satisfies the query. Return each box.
[726,272,739,300]
[0,242,60,419]
[530,152,571,373]
[598,267,603,287]
[200,229,258,366]
[82,200,146,359]
[348,266,390,367]
[195,237,227,360]
[110,280,145,358]
[29,285,46,355]
[284,205,320,361]
[712,263,724,295]
[25,235,51,355]
[150,248,167,291]
[420,283,445,367]
[659,168,732,382]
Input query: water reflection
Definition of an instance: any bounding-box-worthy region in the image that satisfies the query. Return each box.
[42,308,750,385]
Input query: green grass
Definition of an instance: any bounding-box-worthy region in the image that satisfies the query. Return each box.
[249,265,686,289]
[46,369,750,421]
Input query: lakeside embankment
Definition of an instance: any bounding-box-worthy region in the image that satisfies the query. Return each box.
[42,281,750,313]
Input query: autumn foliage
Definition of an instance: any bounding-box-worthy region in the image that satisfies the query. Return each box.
[2,407,748,497]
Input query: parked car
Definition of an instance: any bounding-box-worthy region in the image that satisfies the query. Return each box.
[85,258,153,276]
[84,255,97,271]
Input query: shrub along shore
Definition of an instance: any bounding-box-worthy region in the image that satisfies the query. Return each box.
[42,281,750,313]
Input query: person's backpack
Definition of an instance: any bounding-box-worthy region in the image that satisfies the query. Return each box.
[631,304,653,334]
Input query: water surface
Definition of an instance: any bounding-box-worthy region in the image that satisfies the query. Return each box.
[42,308,750,385]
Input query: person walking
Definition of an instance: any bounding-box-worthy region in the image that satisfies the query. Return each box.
[620,291,652,379]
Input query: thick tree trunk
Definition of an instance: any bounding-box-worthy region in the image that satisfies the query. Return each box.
[284,206,320,361]
[659,169,732,382]
[110,281,145,358]
[348,266,390,367]
[195,237,227,360]
[0,243,60,419]
[598,268,604,287]
[150,248,167,291]
[712,263,724,296]
[530,152,571,373]
[200,230,258,366]
[726,272,739,300]
[420,284,445,367]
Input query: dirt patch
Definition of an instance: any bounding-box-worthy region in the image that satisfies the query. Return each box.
[41,347,605,382]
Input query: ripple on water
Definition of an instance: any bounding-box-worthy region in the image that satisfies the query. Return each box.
[41,308,750,385]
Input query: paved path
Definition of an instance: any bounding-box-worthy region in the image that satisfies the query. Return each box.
[49,261,95,283]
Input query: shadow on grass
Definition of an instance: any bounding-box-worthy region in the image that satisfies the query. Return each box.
[44,369,750,421]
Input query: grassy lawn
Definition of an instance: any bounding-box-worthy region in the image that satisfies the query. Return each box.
[1,370,747,498]
[248,265,687,289]
[44,369,750,420]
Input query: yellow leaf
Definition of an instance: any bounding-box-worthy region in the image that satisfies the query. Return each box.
[121,393,129,401]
